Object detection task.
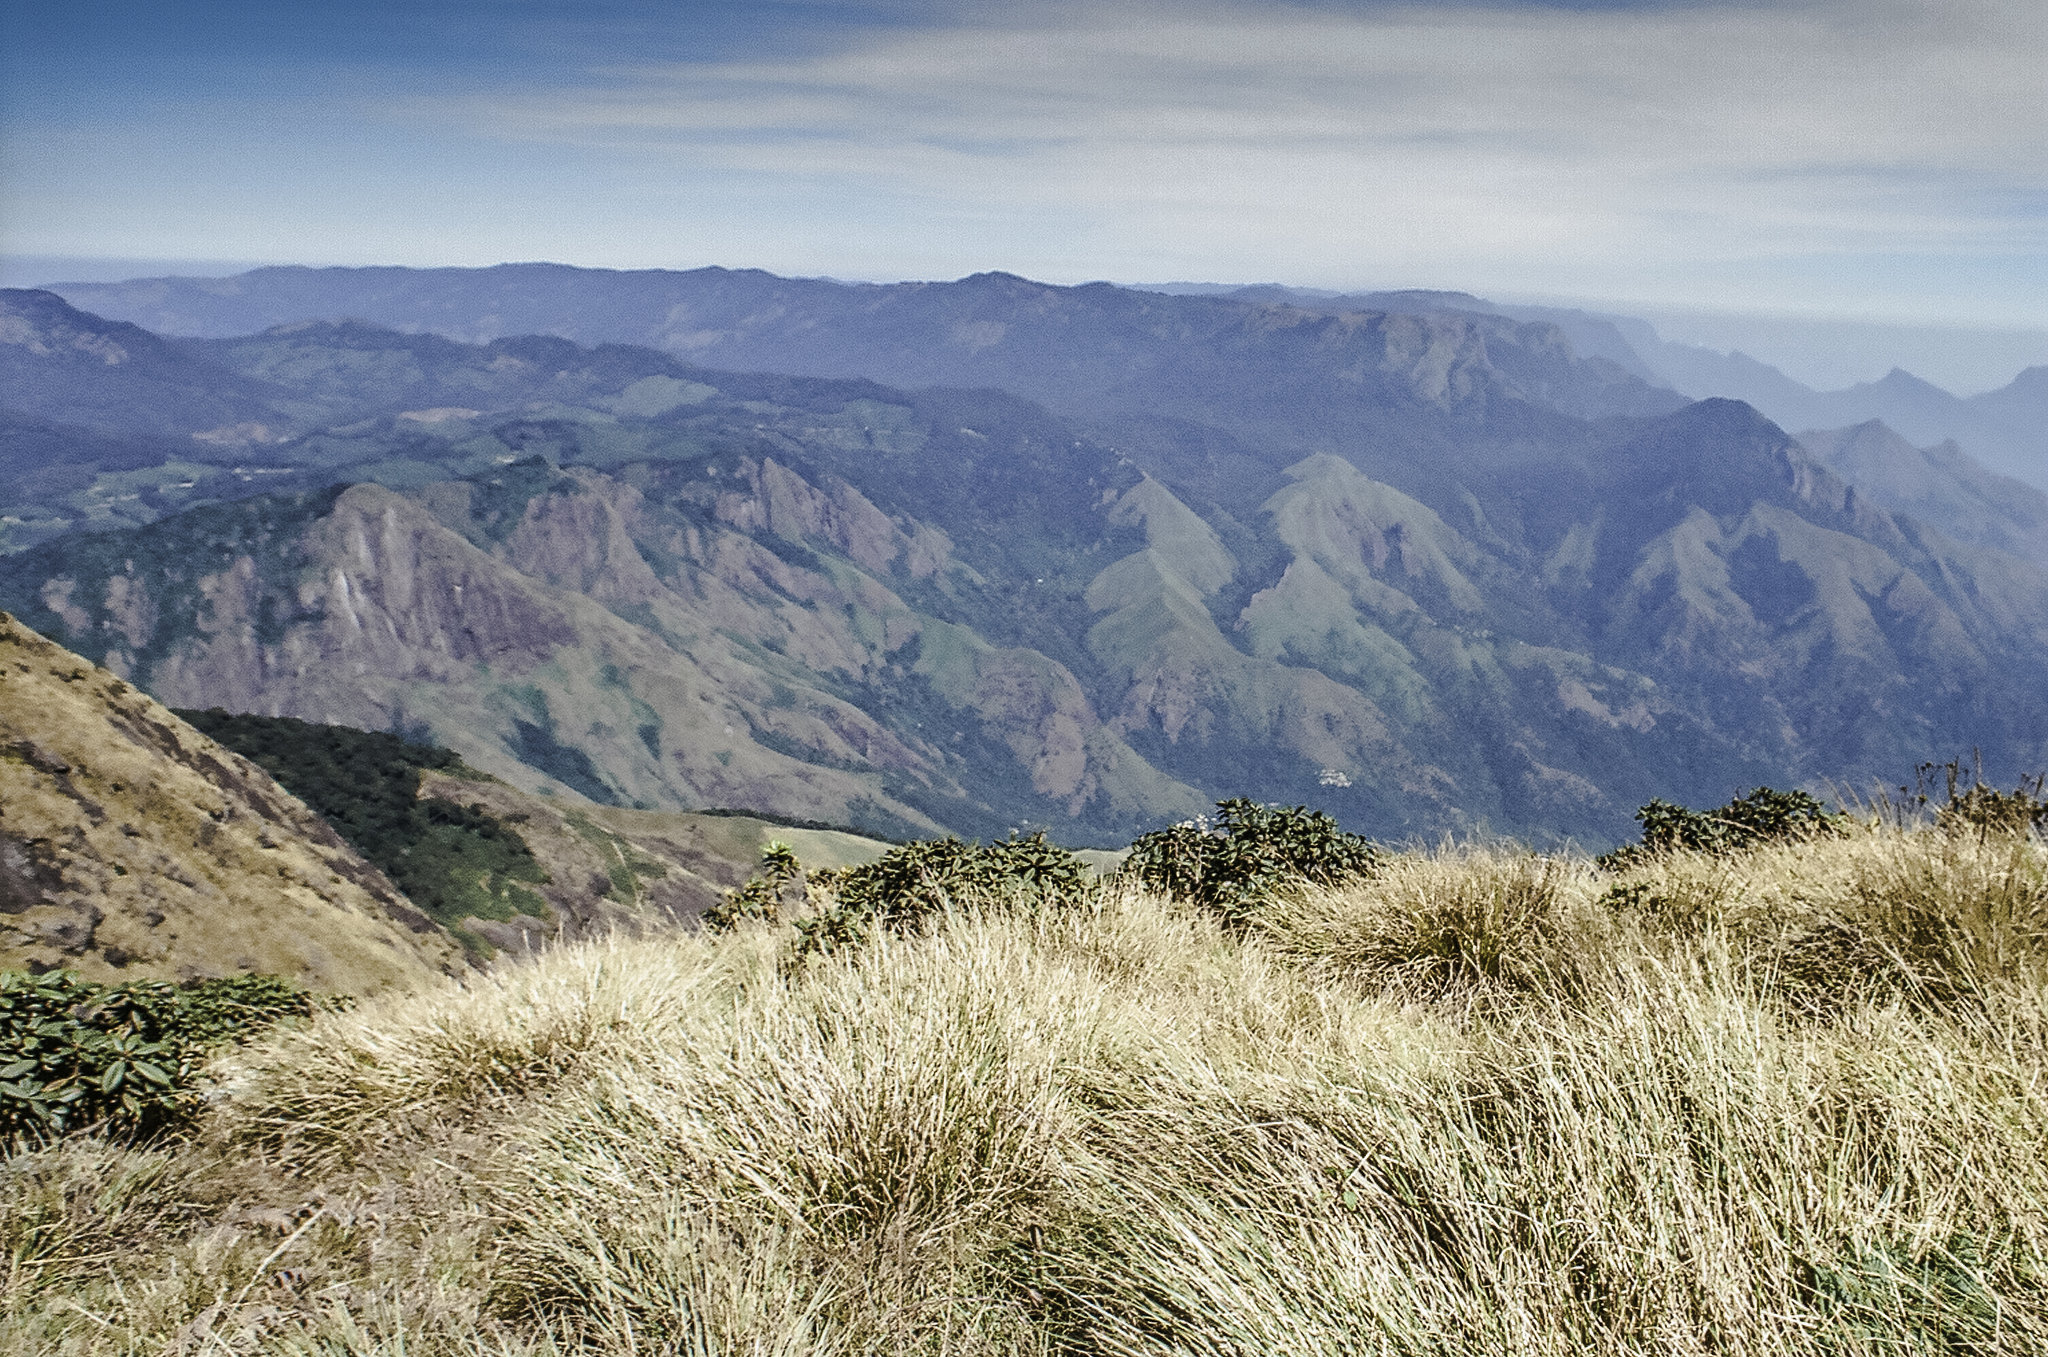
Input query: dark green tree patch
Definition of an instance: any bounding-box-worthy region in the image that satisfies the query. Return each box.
[176,709,548,928]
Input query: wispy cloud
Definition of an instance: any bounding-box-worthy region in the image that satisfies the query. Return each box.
[3,0,2040,325]
[390,0,2043,312]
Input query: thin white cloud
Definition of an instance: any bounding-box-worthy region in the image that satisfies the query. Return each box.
[8,0,2038,327]
[415,0,2044,276]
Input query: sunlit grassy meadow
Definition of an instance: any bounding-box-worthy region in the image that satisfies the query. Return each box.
[7,816,2048,1355]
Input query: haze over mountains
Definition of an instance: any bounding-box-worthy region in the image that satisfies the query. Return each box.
[1150,283,2048,489]
[45,265,2048,493]
[4,272,2047,848]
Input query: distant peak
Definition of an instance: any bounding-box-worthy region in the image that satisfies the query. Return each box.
[1663,395,1798,444]
[956,271,1043,289]
[1993,365,2048,395]
[1867,366,1955,399]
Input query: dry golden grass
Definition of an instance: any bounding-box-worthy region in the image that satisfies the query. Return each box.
[6,823,2048,1354]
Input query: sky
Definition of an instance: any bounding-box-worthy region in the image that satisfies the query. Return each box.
[2,0,2043,387]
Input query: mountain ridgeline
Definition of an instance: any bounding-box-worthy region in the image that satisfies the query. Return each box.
[39,263,2048,490]
[3,280,2047,846]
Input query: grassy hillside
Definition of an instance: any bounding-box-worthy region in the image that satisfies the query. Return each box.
[7,814,2046,1354]
[0,611,463,992]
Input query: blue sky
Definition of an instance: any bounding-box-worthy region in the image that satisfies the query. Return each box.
[2,1,2043,344]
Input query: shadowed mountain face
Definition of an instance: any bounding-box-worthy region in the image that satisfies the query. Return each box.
[6,298,2048,847]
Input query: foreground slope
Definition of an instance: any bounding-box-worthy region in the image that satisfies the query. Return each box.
[0,611,461,990]
[6,824,2045,1354]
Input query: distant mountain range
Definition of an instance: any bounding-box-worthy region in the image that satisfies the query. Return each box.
[6,282,2048,847]
[44,264,2048,492]
[1146,283,2048,490]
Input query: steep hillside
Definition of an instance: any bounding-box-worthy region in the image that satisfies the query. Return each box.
[0,460,1206,845]
[0,611,462,991]
[179,707,893,947]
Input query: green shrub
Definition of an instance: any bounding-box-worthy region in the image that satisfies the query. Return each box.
[0,971,327,1142]
[703,842,804,932]
[1597,787,1841,871]
[795,833,1093,957]
[1122,798,1382,924]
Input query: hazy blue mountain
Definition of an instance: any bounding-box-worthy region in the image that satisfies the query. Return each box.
[50,269,2043,487]
[6,306,2048,847]
[1548,339,2047,492]
[1131,280,2048,491]
[1797,420,2048,566]
[46,265,1683,422]
[0,288,293,439]
[1171,286,1669,387]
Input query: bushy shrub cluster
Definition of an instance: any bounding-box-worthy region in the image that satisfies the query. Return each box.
[703,833,1094,956]
[1591,775,2048,1016]
[798,832,1093,956]
[702,842,804,932]
[0,971,325,1142]
[1597,786,1841,870]
[1122,798,1382,923]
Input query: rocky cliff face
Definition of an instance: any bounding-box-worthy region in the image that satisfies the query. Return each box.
[0,611,463,991]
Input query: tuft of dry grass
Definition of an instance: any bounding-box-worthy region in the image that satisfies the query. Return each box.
[7,824,2048,1354]
[1254,845,1603,1001]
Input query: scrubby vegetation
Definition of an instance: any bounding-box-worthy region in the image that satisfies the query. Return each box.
[1123,797,1384,924]
[1913,756,2048,838]
[6,787,2048,1354]
[708,832,1095,956]
[1595,785,1843,871]
[0,972,322,1141]
[178,709,549,928]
